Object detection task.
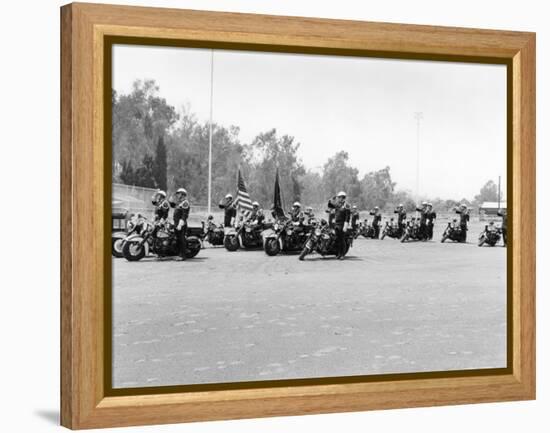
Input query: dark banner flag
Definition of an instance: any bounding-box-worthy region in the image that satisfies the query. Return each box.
[272,168,287,220]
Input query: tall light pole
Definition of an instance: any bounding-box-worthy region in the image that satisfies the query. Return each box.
[207,50,214,214]
[414,112,423,199]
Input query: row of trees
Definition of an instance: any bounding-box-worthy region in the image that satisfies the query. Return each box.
[112,79,502,212]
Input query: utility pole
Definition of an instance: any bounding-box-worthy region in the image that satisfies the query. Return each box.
[207,50,214,214]
[497,175,501,209]
[414,112,423,199]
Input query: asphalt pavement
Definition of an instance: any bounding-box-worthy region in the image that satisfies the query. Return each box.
[112,220,507,388]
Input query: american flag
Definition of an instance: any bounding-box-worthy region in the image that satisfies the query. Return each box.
[234,169,254,216]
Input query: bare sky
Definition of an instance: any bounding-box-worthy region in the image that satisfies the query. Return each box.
[113,44,507,200]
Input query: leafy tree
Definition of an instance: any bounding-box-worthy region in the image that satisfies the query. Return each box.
[112,79,178,179]
[153,135,167,192]
[119,159,136,186]
[245,129,305,209]
[474,180,499,205]
[389,190,417,213]
[169,111,246,204]
[322,151,361,205]
[299,170,325,208]
[360,166,396,210]
[133,154,156,188]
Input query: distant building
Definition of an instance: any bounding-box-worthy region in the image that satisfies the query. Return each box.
[479,201,506,220]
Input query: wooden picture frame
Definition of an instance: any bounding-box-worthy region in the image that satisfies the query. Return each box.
[61,2,535,429]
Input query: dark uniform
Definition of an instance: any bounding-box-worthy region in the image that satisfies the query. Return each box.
[394,207,407,236]
[153,198,170,222]
[219,197,237,228]
[328,197,351,258]
[369,209,382,238]
[304,210,316,226]
[290,208,305,224]
[171,198,190,258]
[426,208,437,240]
[455,207,470,242]
[415,206,428,239]
[248,208,265,225]
[325,208,336,228]
[497,208,507,246]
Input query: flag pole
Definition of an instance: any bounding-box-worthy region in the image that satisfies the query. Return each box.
[207,50,214,215]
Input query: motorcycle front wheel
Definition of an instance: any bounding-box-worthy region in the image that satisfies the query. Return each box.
[185,239,201,258]
[112,237,125,258]
[400,234,409,243]
[122,240,146,261]
[224,235,239,251]
[380,232,386,240]
[264,238,280,256]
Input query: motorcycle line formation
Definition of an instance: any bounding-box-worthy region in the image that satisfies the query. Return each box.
[112,189,508,263]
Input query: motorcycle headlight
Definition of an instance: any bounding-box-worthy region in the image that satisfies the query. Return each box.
[315,228,321,236]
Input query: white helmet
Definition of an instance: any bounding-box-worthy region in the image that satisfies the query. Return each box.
[293,201,301,208]
[176,188,187,195]
[252,201,260,207]
[337,191,347,198]
[156,190,166,198]
[225,193,233,199]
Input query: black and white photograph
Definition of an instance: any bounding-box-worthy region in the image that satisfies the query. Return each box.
[110,44,508,389]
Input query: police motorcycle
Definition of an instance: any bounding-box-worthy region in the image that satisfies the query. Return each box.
[298,219,353,260]
[400,218,428,243]
[112,214,150,258]
[358,219,377,239]
[380,218,401,240]
[122,219,202,261]
[224,217,272,252]
[441,219,464,243]
[201,215,224,247]
[264,218,311,256]
[477,222,502,247]
[111,209,130,257]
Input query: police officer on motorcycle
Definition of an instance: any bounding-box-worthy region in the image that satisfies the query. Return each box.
[426,203,437,240]
[170,188,190,261]
[454,203,470,242]
[151,190,169,223]
[248,201,265,226]
[394,204,407,237]
[497,208,507,246]
[290,202,305,223]
[328,191,351,260]
[416,201,429,240]
[304,206,316,225]
[219,193,237,228]
[369,206,382,239]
